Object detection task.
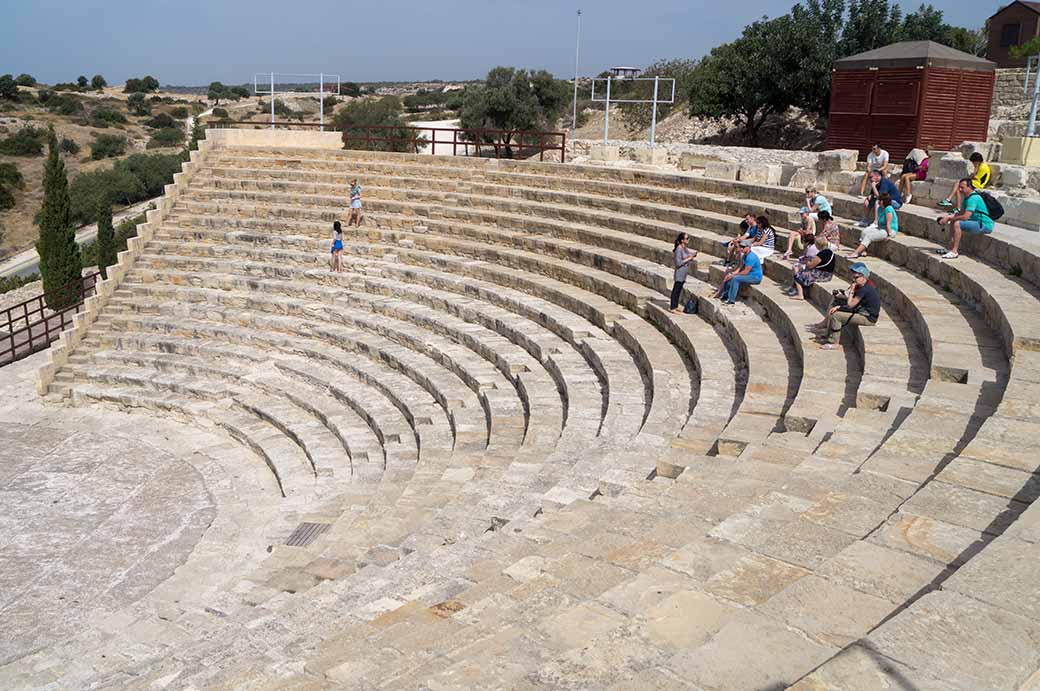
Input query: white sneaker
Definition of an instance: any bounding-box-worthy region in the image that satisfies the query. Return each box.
[905,193,913,204]
[941,251,959,259]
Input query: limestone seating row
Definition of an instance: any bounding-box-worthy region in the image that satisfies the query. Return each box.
[160,210,740,457]
[120,260,569,449]
[135,240,607,440]
[154,223,645,440]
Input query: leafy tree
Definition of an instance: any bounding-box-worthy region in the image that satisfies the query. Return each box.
[0,74,18,100]
[839,0,904,57]
[127,92,151,115]
[59,137,80,154]
[688,15,798,143]
[90,107,128,127]
[69,168,143,224]
[77,75,89,89]
[618,58,699,131]
[186,114,205,153]
[230,85,250,99]
[124,76,159,93]
[334,96,423,152]
[170,106,189,118]
[91,74,107,90]
[15,73,35,87]
[36,128,82,310]
[94,200,117,279]
[48,93,84,115]
[949,23,988,56]
[0,185,15,211]
[342,82,362,97]
[460,66,570,148]
[208,81,229,104]
[90,134,127,160]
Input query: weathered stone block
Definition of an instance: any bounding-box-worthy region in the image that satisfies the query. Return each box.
[935,154,973,180]
[589,144,620,162]
[678,151,718,171]
[788,167,818,189]
[704,162,740,181]
[739,164,782,185]
[959,140,999,161]
[634,147,667,165]
[1000,163,1028,187]
[1000,195,1040,231]
[816,149,858,172]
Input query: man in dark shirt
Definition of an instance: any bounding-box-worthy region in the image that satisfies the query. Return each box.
[859,170,903,227]
[821,262,880,350]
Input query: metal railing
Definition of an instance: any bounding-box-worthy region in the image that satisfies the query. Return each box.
[213,120,567,161]
[0,272,100,367]
[343,125,566,162]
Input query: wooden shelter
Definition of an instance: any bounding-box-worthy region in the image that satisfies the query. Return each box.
[825,41,996,160]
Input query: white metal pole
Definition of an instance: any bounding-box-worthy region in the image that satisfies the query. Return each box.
[270,72,275,129]
[1029,55,1040,138]
[572,9,581,134]
[650,75,660,146]
[604,76,611,143]
[320,72,325,132]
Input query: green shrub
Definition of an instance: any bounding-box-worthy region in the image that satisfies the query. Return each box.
[90,107,128,127]
[48,93,84,115]
[146,127,184,149]
[15,74,35,87]
[59,137,80,154]
[124,76,160,93]
[37,89,51,103]
[0,272,40,296]
[0,126,46,156]
[0,74,18,100]
[170,106,189,118]
[51,82,82,92]
[89,133,127,160]
[0,162,23,188]
[67,153,182,225]
[0,185,14,211]
[91,74,107,90]
[127,92,150,116]
[144,112,178,129]
[211,107,229,119]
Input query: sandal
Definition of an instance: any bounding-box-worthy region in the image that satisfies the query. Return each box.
[820,343,842,350]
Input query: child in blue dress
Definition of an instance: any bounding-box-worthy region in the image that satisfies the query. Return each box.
[330,220,344,272]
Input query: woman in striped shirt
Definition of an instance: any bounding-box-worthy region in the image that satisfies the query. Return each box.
[749,215,775,262]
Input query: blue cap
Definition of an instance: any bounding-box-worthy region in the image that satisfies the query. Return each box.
[850,262,870,278]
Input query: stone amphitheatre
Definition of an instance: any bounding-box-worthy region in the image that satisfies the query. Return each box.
[2,123,1040,690]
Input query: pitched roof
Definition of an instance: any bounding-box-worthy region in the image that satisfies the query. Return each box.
[833,40,997,72]
[993,1,1040,18]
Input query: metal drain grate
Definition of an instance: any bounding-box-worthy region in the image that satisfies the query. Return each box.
[284,522,331,547]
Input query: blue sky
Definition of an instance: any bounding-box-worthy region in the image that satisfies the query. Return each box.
[1,0,999,86]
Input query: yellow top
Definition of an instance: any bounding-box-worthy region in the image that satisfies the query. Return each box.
[973,162,991,190]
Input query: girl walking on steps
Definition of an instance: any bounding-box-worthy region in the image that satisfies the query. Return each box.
[348,179,363,227]
[330,220,344,272]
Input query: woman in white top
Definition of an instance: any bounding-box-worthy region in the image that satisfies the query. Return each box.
[670,232,697,312]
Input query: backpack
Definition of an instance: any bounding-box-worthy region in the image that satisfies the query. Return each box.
[902,157,919,174]
[683,298,699,314]
[973,191,1004,221]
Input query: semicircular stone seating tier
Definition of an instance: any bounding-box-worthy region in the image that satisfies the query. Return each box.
[17,137,1040,691]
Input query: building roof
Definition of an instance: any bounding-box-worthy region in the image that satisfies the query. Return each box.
[833,40,997,72]
[990,1,1040,19]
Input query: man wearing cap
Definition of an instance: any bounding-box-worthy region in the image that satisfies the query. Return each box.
[819,262,880,350]
[714,239,763,305]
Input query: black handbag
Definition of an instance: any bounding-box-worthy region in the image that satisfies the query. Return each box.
[683,298,698,314]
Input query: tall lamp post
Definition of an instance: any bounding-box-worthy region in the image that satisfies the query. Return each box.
[572,9,582,134]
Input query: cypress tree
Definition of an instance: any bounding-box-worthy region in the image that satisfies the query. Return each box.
[95,199,117,280]
[36,127,81,310]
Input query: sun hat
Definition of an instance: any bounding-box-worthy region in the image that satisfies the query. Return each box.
[740,239,754,247]
[849,262,870,278]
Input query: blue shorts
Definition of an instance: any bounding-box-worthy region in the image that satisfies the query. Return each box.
[331,239,344,253]
[959,220,992,235]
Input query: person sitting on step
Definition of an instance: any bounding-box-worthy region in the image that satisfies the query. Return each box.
[936,177,994,259]
[859,143,890,197]
[817,210,841,250]
[898,147,929,204]
[798,186,831,235]
[670,232,698,313]
[859,170,902,227]
[813,262,880,350]
[938,153,990,210]
[330,220,344,272]
[849,192,898,258]
[784,235,835,301]
[713,239,763,305]
[722,213,757,266]
[749,215,775,262]
[348,179,363,226]
[782,224,815,261]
